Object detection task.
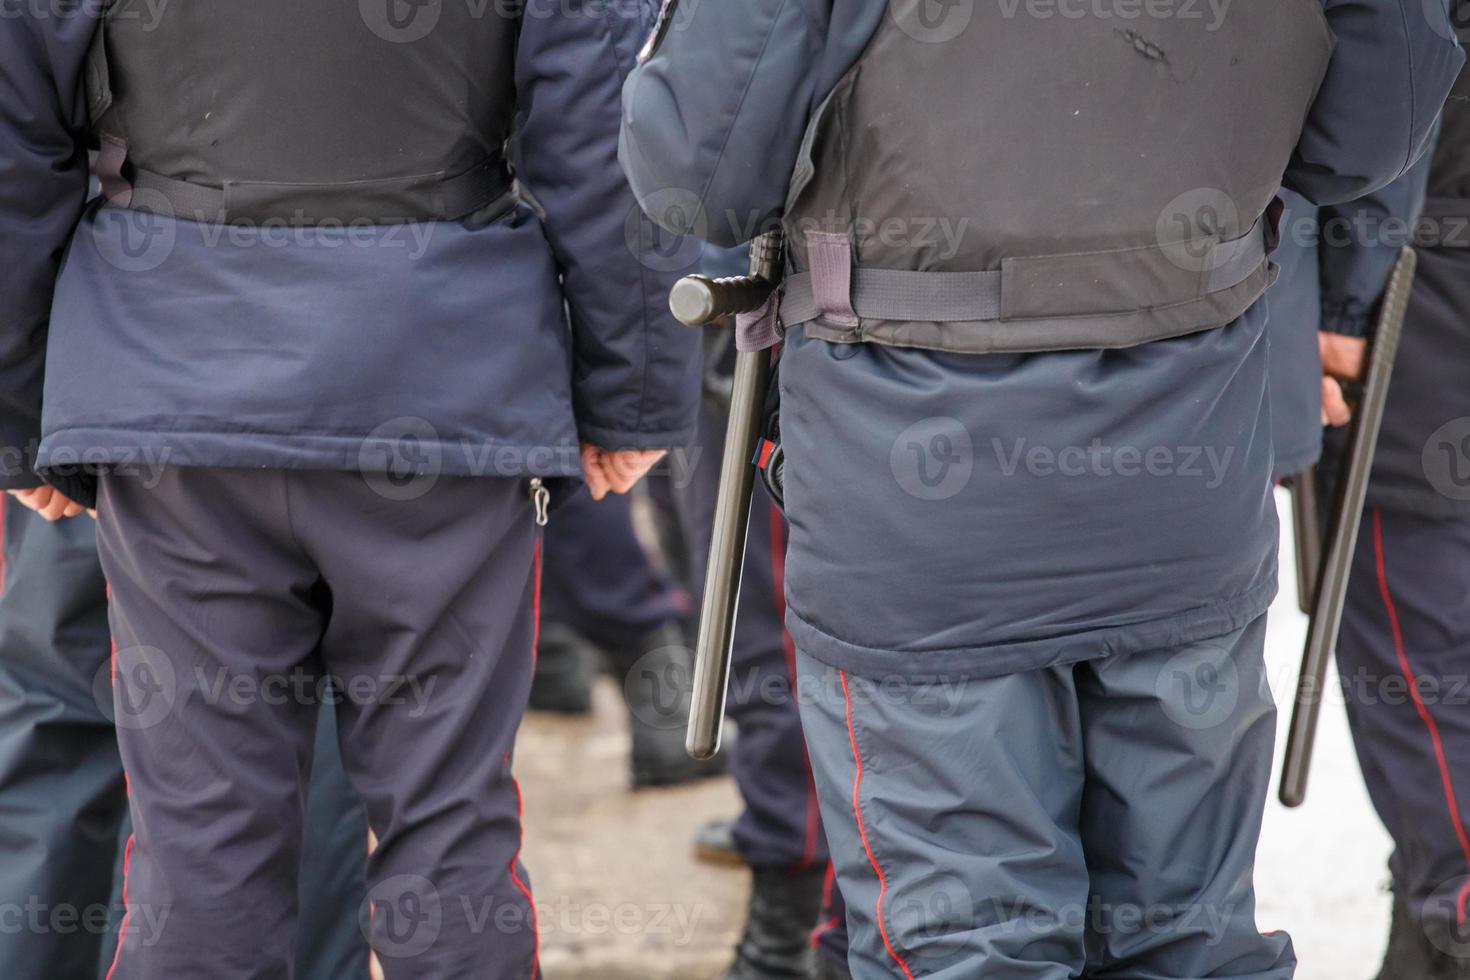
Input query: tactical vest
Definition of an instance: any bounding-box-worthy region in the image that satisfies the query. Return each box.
[781,0,1334,353]
[1419,16,1470,244]
[85,0,521,226]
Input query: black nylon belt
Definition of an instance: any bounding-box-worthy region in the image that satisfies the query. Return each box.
[780,219,1270,327]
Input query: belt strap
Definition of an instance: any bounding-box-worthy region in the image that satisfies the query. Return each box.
[117,155,514,226]
[781,220,1269,326]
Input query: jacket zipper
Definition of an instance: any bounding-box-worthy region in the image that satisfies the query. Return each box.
[528,477,550,527]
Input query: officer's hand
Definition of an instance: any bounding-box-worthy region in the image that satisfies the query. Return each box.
[7,486,88,521]
[580,444,666,500]
[1320,331,1366,427]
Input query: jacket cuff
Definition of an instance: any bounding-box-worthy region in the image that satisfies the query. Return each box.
[0,418,44,491]
[1321,297,1373,338]
[575,420,696,453]
[39,469,99,510]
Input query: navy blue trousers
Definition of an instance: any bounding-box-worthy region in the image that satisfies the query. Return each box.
[1338,505,1470,949]
[95,469,541,979]
[0,502,125,978]
[686,404,827,872]
[540,485,686,652]
[0,501,369,979]
[798,618,1290,979]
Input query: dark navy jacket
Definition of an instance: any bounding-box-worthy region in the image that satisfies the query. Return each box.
[622,2,1462,678]
[1268,169,1430,480]
[0,0,700,503]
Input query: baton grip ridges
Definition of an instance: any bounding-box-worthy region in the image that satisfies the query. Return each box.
[669,274,776,327]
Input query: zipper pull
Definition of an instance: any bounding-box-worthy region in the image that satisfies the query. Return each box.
[529,478,550,527]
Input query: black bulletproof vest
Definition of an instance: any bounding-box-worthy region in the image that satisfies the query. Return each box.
[781,0,1334,353]
[86,0,521,225]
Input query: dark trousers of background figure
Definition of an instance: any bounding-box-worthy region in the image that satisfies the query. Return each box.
[1338,505,1470,953]
[539,485,689,654]
[682,404,829,874]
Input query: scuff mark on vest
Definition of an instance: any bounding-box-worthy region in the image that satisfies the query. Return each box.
[1114,29,1169,67]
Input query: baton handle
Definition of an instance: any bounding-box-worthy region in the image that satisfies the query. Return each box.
[685,230,784,760]
[670,275,776,327]
[1279,247,1416,808]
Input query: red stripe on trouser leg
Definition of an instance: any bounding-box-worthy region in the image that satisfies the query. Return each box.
[104,613,136,980]
[505,539,542,978]
[104,835,134,980]
[508,773,539,980]
[839,671,916,980]
[1373,507,1470,925]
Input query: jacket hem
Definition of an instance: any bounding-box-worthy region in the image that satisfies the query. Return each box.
[785,573,1278,681]
[36,426,586,480]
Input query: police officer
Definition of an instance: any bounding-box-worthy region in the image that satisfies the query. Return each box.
[1299,38,1470,976]
[0,0,698,976]
[0,502,370,979]
[623,4,1462,978]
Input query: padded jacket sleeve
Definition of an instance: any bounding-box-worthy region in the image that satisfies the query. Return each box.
[1286,0,1463,205]
[0,9,96,489]
[516,0,702,450]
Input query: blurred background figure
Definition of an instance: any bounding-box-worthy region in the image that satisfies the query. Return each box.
[1323,58,1470,979]
[1268,31,1470,975]
[535,484,724,788]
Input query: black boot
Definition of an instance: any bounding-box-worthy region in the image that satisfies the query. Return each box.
[527,621,595,714]
[1376,893,1436,980]
[724,867,826,980]
[609,622,727,788]
[694,818,746,867]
